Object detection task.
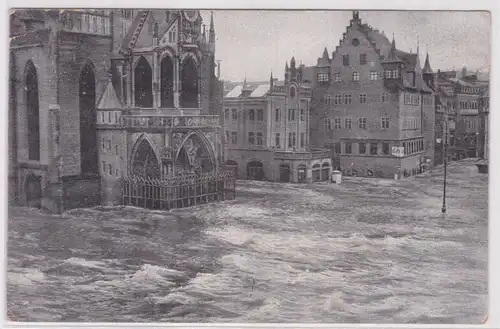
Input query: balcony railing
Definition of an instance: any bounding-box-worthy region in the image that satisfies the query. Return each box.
[459,109,479,116]
[60,11,112,36]
[120,115,220,129]
[274,149,330,160]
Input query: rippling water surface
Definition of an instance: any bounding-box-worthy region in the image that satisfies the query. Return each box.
[7,161,488,323]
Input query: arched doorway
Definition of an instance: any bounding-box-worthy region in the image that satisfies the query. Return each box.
[174,133,215,175]
[25,60,40,161]
[225,160,238,178]
[279,164,291,183]
[160,56,174,107]
[247,161,264,181]
[134,57,153,108]
[297,164,307,183]
[312,164,321,182]
[79,63,98,174]
[25,173,42,208]
[131,138,161,179]
[321,162,330,181]
[180,56,198,108]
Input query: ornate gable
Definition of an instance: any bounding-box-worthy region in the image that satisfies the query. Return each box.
[179,10,203,46]
[121,10,149,52]
[134,12,155,48]
[159,17,179,48]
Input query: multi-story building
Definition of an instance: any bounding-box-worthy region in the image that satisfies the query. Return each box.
[309,11,436,179]
[223,58,332,183]
[9,9,224,210]
[434,69,489,159]
[478,86,489,160]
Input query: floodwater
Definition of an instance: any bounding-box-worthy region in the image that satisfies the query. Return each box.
[7,160,488,323]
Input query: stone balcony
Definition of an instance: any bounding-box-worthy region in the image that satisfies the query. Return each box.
[119,114,220,130]
[459,109,479,116]
[274,149,331,160]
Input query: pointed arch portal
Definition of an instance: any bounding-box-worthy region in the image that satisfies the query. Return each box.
[79,63,98,175]
[174,133,215,175]
[131,138,161,179]
[160,56,174,107]
[180,56,198,108]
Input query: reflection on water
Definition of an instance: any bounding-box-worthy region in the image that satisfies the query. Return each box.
[7,161,487,323]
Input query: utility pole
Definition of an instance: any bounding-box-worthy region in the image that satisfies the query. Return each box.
[442,111,448,213]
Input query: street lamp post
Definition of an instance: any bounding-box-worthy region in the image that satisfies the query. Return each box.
[442,112,448,214]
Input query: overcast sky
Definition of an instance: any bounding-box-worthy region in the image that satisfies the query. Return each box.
[200,10,491,82]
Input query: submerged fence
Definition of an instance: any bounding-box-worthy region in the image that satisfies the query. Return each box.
[120,170,236,210]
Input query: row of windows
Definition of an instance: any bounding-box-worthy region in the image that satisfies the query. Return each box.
[402,117,422,130]
[403,93,435,107]
[403,140,424,155]
[285,132,306,148]
[323,70,383,83]
[80,14,111,35]
[224,108,264,122]
[225,131,238,144]
[333,139,424,156]
[99,111,121,124]
[101,161,122,177]
[384,69,401,79]
[461,87,482,94]
[404,93,420,105]
[248,132,264,146]
[101,138,119,155]
[225,131,306,149]
[325,117,389,130]
[323,92,390,105]
[459,100,479,109]
[224,108,307,123]
[342,54,368,66]
[342,141,389,155]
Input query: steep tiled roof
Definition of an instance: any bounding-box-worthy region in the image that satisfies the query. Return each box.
[396,50,418,71]
[301,66,315,84]
[97,80,123,109]
[250,84,271,97]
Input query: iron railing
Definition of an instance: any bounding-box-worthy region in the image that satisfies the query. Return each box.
[120,170,236,210]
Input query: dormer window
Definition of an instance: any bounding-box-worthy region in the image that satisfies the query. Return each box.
[289,86,296,98]
[317,73,329,83]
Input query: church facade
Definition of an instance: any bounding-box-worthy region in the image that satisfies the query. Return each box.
[9,9,223,210]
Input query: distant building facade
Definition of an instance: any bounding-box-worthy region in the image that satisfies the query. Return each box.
[309,11,436,179]
[478,86,489,160]
[9,9,223,210]
[223,58,332,183]
[434,69,489,160]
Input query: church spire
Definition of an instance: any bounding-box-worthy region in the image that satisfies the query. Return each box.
[352,10,360,23]
[322,47,329,60]
[423,52,433,73]
[209,11,215,45]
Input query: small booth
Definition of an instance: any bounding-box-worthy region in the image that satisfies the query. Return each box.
[331,170,342,184]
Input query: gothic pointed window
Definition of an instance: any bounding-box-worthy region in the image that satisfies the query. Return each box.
[180,56,198,108]
[160,56,174,107]
[25,60,40,161]
[79,63,98,174]
[134,57,153,107]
